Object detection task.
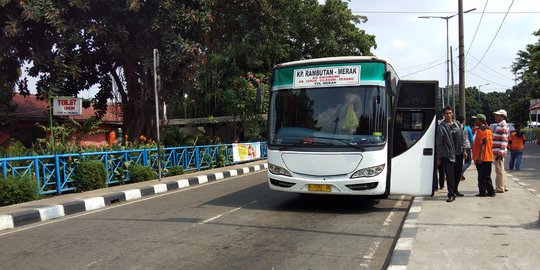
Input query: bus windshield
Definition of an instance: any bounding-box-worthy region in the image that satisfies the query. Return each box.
[269,86,387,148]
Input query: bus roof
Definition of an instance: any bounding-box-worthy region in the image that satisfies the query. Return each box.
[274,56,391,69]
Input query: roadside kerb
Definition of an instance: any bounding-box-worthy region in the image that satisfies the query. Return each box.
[0,163,268,232]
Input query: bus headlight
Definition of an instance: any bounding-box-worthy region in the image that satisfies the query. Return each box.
[350,164,385,178]
[268,163,292,177]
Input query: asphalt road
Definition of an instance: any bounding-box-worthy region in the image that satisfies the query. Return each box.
[505,142,540,194]
[0,171,411,270]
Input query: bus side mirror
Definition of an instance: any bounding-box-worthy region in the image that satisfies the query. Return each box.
[384,71,398,97]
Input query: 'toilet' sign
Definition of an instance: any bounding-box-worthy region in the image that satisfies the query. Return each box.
[53,97,82,116]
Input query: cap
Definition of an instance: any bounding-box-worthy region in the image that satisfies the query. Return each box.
[493,109,507,117]
[472,113,487,121]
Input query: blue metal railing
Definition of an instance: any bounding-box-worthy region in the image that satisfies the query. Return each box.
[0,142,267,195]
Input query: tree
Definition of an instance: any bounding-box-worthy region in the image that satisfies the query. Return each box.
[509,29,540,124]
[2,0,376,144]
[513,30,540,98]
[1,0,211,141]
[194,0,376,139]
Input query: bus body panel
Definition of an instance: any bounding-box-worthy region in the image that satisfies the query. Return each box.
[267,57,437,197]
[390,115,436,195]
[268,148,388,195]
[389,80,438,196]
[280,152,363,175]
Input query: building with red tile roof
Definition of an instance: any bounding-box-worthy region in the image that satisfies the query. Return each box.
[1,94,123,148]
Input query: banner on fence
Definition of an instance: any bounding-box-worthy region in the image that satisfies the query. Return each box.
[53,97,82,116]
[232,142,261,162]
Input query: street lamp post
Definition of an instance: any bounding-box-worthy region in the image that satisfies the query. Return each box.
[183,93,188,120]
[419,8,476,109]
[477,83,490,101]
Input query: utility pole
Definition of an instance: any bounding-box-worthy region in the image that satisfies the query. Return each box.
[153,49,162,181]
[458,0,466,118]
[450,46,455,113]
[418,7,475,109]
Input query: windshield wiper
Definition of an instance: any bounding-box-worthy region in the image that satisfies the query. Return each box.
[304,135,366,151]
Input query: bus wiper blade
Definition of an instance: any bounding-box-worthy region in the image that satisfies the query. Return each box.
[307,136,366,151]
[331,138,366,151]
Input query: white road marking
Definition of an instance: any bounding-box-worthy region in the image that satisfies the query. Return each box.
[361,195,407,268]
[0,171,266,236]
[197,200,258,225]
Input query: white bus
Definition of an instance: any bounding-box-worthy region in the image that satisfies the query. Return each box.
[267,56,437,197]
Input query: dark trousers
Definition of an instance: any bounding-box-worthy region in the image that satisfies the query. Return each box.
[437,164,445,189]
[476,162,495,195]
[454,153,464,193]
[462,148,472,172]
[441,157,456,197]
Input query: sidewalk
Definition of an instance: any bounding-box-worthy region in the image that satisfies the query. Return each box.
[0,160,268,231]
[389,165,540,269]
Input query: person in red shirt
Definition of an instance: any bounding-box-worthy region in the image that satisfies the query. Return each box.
[471,114,496,197]
[508,123,526,170]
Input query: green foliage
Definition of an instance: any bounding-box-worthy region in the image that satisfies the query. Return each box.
[3,0,376,144]
[66,117,107,146]
[129,164,156,183]
[217,147,227,167]
[163,127,195,147]
[74,161,107,192]
[0,174,40,206]
[0,140,31,157]
[168,166,184,176]
[534,128,540,140]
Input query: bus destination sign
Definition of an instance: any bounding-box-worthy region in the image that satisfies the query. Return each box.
[293,65,361,89]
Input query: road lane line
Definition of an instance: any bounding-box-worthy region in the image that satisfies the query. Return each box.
[197,200,258,225]
[361,195,407,269]
[0,171,266,236]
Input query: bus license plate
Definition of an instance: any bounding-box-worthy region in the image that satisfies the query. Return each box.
[308,184,332,192]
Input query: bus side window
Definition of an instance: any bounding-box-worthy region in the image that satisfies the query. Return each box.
[393,111,424,156]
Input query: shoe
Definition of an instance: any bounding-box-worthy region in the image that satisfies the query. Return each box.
[456,192,464,197]
[446,196,455,202]
[504,189,509,192]
[487,193,496,197]
[475,194,487,197]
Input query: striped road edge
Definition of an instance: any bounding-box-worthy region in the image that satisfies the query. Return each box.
[386,196,423,270]
[0,162,268,232]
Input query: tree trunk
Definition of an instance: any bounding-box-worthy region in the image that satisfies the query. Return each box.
[122,63,157,143]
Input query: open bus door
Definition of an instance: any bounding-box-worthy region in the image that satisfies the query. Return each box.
[389,80,438,196]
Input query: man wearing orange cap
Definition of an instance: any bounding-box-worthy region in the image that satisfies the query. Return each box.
[492,109,510,193]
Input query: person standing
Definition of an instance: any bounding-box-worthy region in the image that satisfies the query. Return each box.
[457,116,473,180]
[492,109,510,193]
[471,114,496,197]
[436,106,465,202]
[508,123,526,171]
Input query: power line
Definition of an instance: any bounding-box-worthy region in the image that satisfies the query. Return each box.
[466,54,513,81]
[469,0,514,71]
[352,11,538,14]
[466,0,489,56]
[466,69,512,89]
[401,60,446,78]
[399,54,447,71]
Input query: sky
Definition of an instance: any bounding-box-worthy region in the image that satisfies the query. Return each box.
[345,0,540,93]
[25,0,540,98]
